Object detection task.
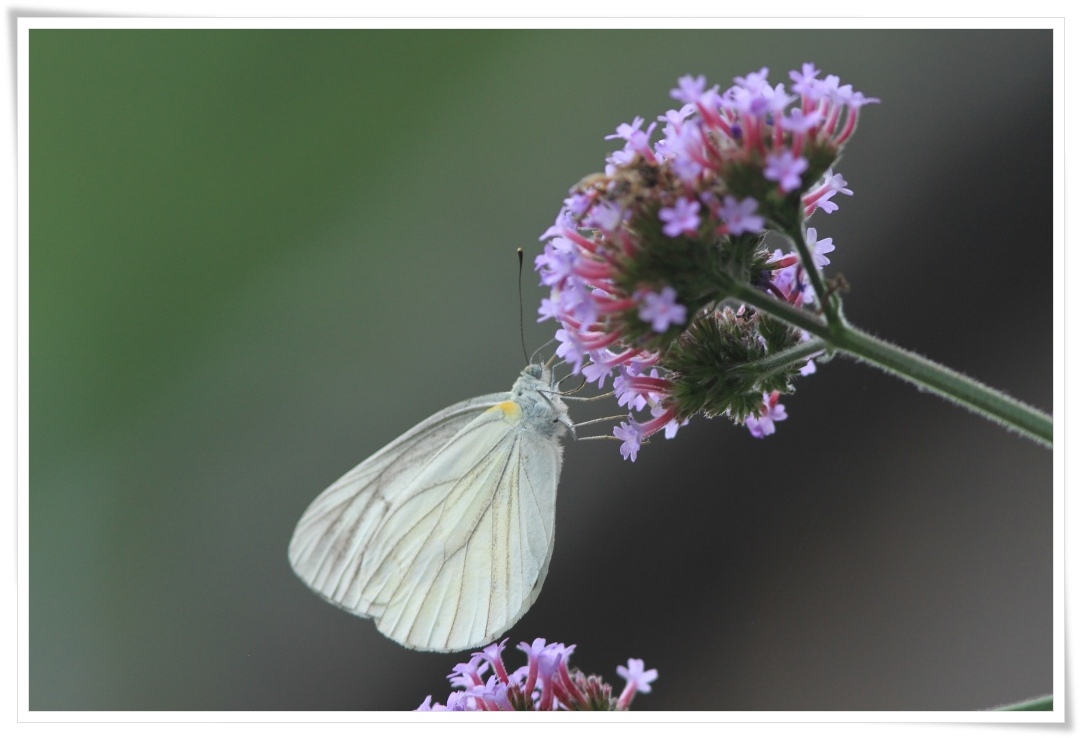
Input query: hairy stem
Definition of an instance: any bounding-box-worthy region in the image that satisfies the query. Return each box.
[720,278,1052,447]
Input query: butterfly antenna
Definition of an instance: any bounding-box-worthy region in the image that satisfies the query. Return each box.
[518,248,529,366]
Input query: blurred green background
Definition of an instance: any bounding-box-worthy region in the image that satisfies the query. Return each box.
[30,29,1053,710]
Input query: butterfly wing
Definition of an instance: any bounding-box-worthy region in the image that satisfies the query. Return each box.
[362,403,562,651]
[288,391,562,652]
[288,392,505,614]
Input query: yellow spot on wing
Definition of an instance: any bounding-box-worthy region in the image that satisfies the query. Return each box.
[489,400,521,420]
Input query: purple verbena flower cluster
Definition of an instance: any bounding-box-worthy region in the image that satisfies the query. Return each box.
[416,638,657,711]
[535,63,877,459]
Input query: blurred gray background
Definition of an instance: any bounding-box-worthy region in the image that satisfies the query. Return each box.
[30,29,1053,710]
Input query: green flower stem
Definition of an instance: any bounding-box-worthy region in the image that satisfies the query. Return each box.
[828,317,1052,446]
[721,278,1053,448]
[994,695,1053,711]
[783,225,841,324]
[720,276,828,337]
[729,337,830,379]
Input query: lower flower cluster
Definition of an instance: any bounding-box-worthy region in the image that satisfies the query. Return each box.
[417,638,657,711]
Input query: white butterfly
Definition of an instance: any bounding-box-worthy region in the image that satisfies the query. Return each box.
[288,363,571,652]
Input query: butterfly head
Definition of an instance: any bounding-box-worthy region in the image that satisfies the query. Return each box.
[513,363,571,439]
